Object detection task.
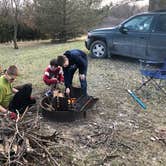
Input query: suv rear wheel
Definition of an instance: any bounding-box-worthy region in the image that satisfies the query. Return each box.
[90,40,107,58]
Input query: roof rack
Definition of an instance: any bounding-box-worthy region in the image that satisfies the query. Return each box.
[152,9,166,12]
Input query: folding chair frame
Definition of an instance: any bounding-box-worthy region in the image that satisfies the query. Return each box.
[127,59,166,110]
[137,59,166,96]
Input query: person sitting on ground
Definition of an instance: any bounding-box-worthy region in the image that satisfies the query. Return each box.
[0,65,36,118]
[43,58,64,96]
[57,49,88,96]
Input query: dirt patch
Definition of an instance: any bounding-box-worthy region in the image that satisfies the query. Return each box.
[40,56,166,165]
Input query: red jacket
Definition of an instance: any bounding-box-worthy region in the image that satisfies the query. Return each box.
[43,65,64,85]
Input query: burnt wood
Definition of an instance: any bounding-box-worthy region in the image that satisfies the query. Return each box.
[40,87,98,121]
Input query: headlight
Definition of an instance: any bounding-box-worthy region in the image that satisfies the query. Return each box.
[87,32,92,37]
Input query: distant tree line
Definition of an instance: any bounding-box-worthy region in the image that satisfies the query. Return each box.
[111,2,148,19]
[0,0,110,46]
[0,18,41,43]
[0,0,165,48]
[149,0,166,11]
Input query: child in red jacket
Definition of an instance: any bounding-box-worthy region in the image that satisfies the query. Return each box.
[43,59,64,96]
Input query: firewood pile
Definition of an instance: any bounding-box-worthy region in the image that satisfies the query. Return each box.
[0,107,61,166]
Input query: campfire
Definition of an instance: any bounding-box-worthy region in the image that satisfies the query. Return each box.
[40,87,98,121]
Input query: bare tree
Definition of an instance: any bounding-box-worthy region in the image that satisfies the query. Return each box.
[11,0,20,49]
[149,0,166,11]
[2,0,22,49]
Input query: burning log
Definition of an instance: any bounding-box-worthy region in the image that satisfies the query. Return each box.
[41,89,77,112]
[40,87,99,122]
[53,90,64,98]
[41,87,98,112]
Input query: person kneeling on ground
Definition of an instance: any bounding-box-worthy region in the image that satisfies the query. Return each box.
[43,58,64,96]
[57,49,88,96]
[0,65,36,119]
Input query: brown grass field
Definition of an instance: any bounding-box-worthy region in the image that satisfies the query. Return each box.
[0,40,166,165]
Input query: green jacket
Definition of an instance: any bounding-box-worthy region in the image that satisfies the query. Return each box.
[0,76,13,108]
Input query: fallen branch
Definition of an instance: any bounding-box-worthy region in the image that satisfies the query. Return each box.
[0,106,61,166]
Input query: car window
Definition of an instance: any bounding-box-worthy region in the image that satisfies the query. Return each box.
[155,14,166,33]
[123,15,153,32]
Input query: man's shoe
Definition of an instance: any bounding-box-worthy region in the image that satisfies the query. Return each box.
[45,90,52,97]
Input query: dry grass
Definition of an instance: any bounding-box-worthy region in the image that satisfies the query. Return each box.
[0,40,166,165]
[0,40,87,92]
[41,54,166,165]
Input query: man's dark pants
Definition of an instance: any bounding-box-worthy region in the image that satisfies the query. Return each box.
[9,83,36,114]
[69,65,87,96]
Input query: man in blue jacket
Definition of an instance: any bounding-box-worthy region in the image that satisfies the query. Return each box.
[57,49,88,96]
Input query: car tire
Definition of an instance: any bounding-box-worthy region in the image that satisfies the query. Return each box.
[90,40,107,58]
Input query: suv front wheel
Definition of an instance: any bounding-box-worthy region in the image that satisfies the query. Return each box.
[90,40,107,58]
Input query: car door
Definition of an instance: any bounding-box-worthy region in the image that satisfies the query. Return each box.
[112,14,154,59]
[147,14,166,62]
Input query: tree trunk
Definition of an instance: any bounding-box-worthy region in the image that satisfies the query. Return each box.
[11,0,19,49]
[149,0,166,11]
[13,22,18,49]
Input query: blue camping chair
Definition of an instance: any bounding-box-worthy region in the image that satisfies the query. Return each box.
[127,59,166,110]
[136,59,166,95]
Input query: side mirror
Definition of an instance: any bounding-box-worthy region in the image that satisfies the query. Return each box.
[119,26,128,34]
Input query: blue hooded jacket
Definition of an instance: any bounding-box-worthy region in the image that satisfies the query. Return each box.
[63,49,88,88]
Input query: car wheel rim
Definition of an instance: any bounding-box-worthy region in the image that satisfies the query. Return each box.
[92,44,105,57]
